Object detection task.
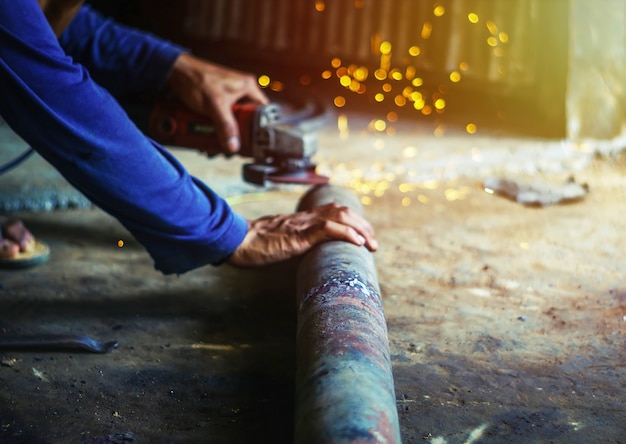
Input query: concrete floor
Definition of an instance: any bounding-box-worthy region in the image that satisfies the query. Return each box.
[1,114,625,443]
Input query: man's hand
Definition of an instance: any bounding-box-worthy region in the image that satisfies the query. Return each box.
[0,218,35,258]
[227,203,378,267]
[166,53,269,154]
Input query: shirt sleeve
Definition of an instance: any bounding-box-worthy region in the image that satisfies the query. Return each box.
[58,4,185,96]
[0,0,248,274]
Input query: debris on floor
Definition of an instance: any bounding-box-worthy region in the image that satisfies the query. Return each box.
[482,175,590,206]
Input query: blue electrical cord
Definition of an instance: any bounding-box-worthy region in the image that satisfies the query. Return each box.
[0,148,34,175]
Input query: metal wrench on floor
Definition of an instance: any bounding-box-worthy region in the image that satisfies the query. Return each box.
[0,334,118,353]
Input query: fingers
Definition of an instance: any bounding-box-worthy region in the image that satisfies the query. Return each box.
[307,219,368,250]
[0,218,35,257]
[212,99,241,154]
[311,203,378,251]
[167,53,269,155]
[241,75,270,105]
[214,74,269,154]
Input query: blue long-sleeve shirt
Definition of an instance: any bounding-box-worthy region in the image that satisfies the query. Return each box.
[0,1,248,274]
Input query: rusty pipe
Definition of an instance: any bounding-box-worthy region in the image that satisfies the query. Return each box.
[294,185,401,444]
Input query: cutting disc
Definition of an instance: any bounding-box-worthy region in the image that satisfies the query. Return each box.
[268,169,330,185]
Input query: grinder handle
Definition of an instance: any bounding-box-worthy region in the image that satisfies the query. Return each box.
[148,101,258,157]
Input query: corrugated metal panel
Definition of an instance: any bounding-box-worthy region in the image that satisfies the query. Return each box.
[174,0,562,89]
[141,0,565,134]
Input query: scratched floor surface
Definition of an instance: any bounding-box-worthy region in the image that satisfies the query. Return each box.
[0,116,625,443]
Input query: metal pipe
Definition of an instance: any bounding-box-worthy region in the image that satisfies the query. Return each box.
[294,185,401,444]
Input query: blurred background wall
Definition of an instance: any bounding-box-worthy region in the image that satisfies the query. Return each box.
[88,0,626,142]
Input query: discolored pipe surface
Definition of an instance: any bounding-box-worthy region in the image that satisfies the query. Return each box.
[294,185,401,444]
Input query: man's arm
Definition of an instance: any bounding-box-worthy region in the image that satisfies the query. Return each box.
[58,4,184,96]
[59,6,270,154]
[0,0,248,274]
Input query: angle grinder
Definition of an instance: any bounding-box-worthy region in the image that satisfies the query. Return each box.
[144,100,329,186]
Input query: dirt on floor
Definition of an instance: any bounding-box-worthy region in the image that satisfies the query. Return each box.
[374,158,626,443]
[0,116,625,443]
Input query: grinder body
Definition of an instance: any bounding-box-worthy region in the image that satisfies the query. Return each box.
[147,101,326,186]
